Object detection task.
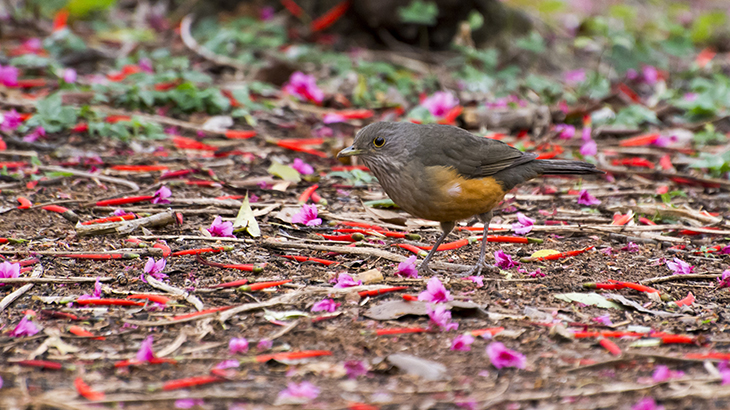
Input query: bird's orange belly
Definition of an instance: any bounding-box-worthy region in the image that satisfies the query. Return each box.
[391,166,507,222]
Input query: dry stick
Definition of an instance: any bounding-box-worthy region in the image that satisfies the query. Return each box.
[76,210,176,236]
[0,277,114,284]
[155,331,188,358]
[37,165,140,191]
[266,319,301,341]
[134,234,255,244]
[180,14,257,79]
[261,239,474,271]
[0,249,163,257]
[145,275,204,311]
[597,154,730,191]
[641,271,724,285]
[0,264,43,313]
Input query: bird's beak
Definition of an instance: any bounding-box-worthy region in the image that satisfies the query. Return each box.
[337,145,363,158]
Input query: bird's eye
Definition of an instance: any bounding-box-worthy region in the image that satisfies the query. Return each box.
[373,136,385,147]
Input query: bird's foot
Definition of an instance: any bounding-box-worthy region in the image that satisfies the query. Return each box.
[459,262,499,277]
[418,263,439,277]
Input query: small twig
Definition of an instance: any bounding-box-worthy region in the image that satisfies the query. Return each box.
[180,14,256,78]
[0,277,114,284]
[37,165,140,191]
[0,264,42,313]
[76,210,176,236]
[640,271,724,285]
[145,275,204,311]
[262,239,474,271]
[133,235,256,244]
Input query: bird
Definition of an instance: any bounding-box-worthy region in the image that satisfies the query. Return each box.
[337,121,604,276]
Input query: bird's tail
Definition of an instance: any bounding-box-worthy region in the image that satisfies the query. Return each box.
[535,159,604,175]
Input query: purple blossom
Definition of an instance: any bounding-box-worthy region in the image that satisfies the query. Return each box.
[207,215,234,237]
[292,158,314,175]
[721,246,730,255]
[581,123,592,141]
[343,360,368,379]
[632,397,664,410]
[450,334,475,351]
[642,66,658,85]
[577,189,601,206]
[1,109,22,132]
[720,361,730,385]
[291,204,322,227]
[621,242,640,252]
[311,298,340,313]
[229,337,249,354]
[592,315,612,326]
[175,399,205,409]
[151,186,171,204]
[683,93,698,102]
[580,139,597,156]
[427,304,459,331]
[63,68,77,84]
[215,359,240,369]
[22,126,45,142]
[564,69,586,85]
[396,255,419,278]
[486,95,527,109]
[260,6,275,20]
[527,268,544,278]
[626,68,639,80]
[10,315,39,337]
[139,58,154,73]
[718,270,730,288]
[22,38,42,53]
[136,335,155,362]
[486,342,526,369]
[333,273,361,289]
[421,91,459,118]
[555,124,575,139]
[257,338,273,350]
[92,277,102,298]
[511,212,534,235]
[494,250,517,270]
[277,381,320,402]
[113,209,131,216]
[0,261,20,286]
[666,258,694,275]
[455,399,478,410]
[652,365,684,382]
[466,276,484,287]
[283,72,324,104]
[323,113,346,124]
[0,375,3,389]
[144,258,167,281]
[418,276,453,303]
[0,65,19,87]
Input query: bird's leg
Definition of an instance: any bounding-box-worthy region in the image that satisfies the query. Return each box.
[418,221,455,275]
[460,211,494,277]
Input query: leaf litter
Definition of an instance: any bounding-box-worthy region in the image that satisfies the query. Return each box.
[2,1,730,409]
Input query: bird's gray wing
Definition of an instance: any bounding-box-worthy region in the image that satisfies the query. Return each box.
[418,124,537,179]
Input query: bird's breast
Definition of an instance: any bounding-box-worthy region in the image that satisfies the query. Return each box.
[371,162,507,222]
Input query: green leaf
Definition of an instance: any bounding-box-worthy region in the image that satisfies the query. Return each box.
[467,10,484,30]
[515,31,546,54]
[611,105,659,126]
[554,293,622,309]
[268,161,301,183]
[691,11,727,43]
[233,193,260,237]
[398,1,438,26]
[66,0,116,17]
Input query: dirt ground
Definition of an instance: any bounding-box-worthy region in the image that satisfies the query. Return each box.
[2,126,730,410]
